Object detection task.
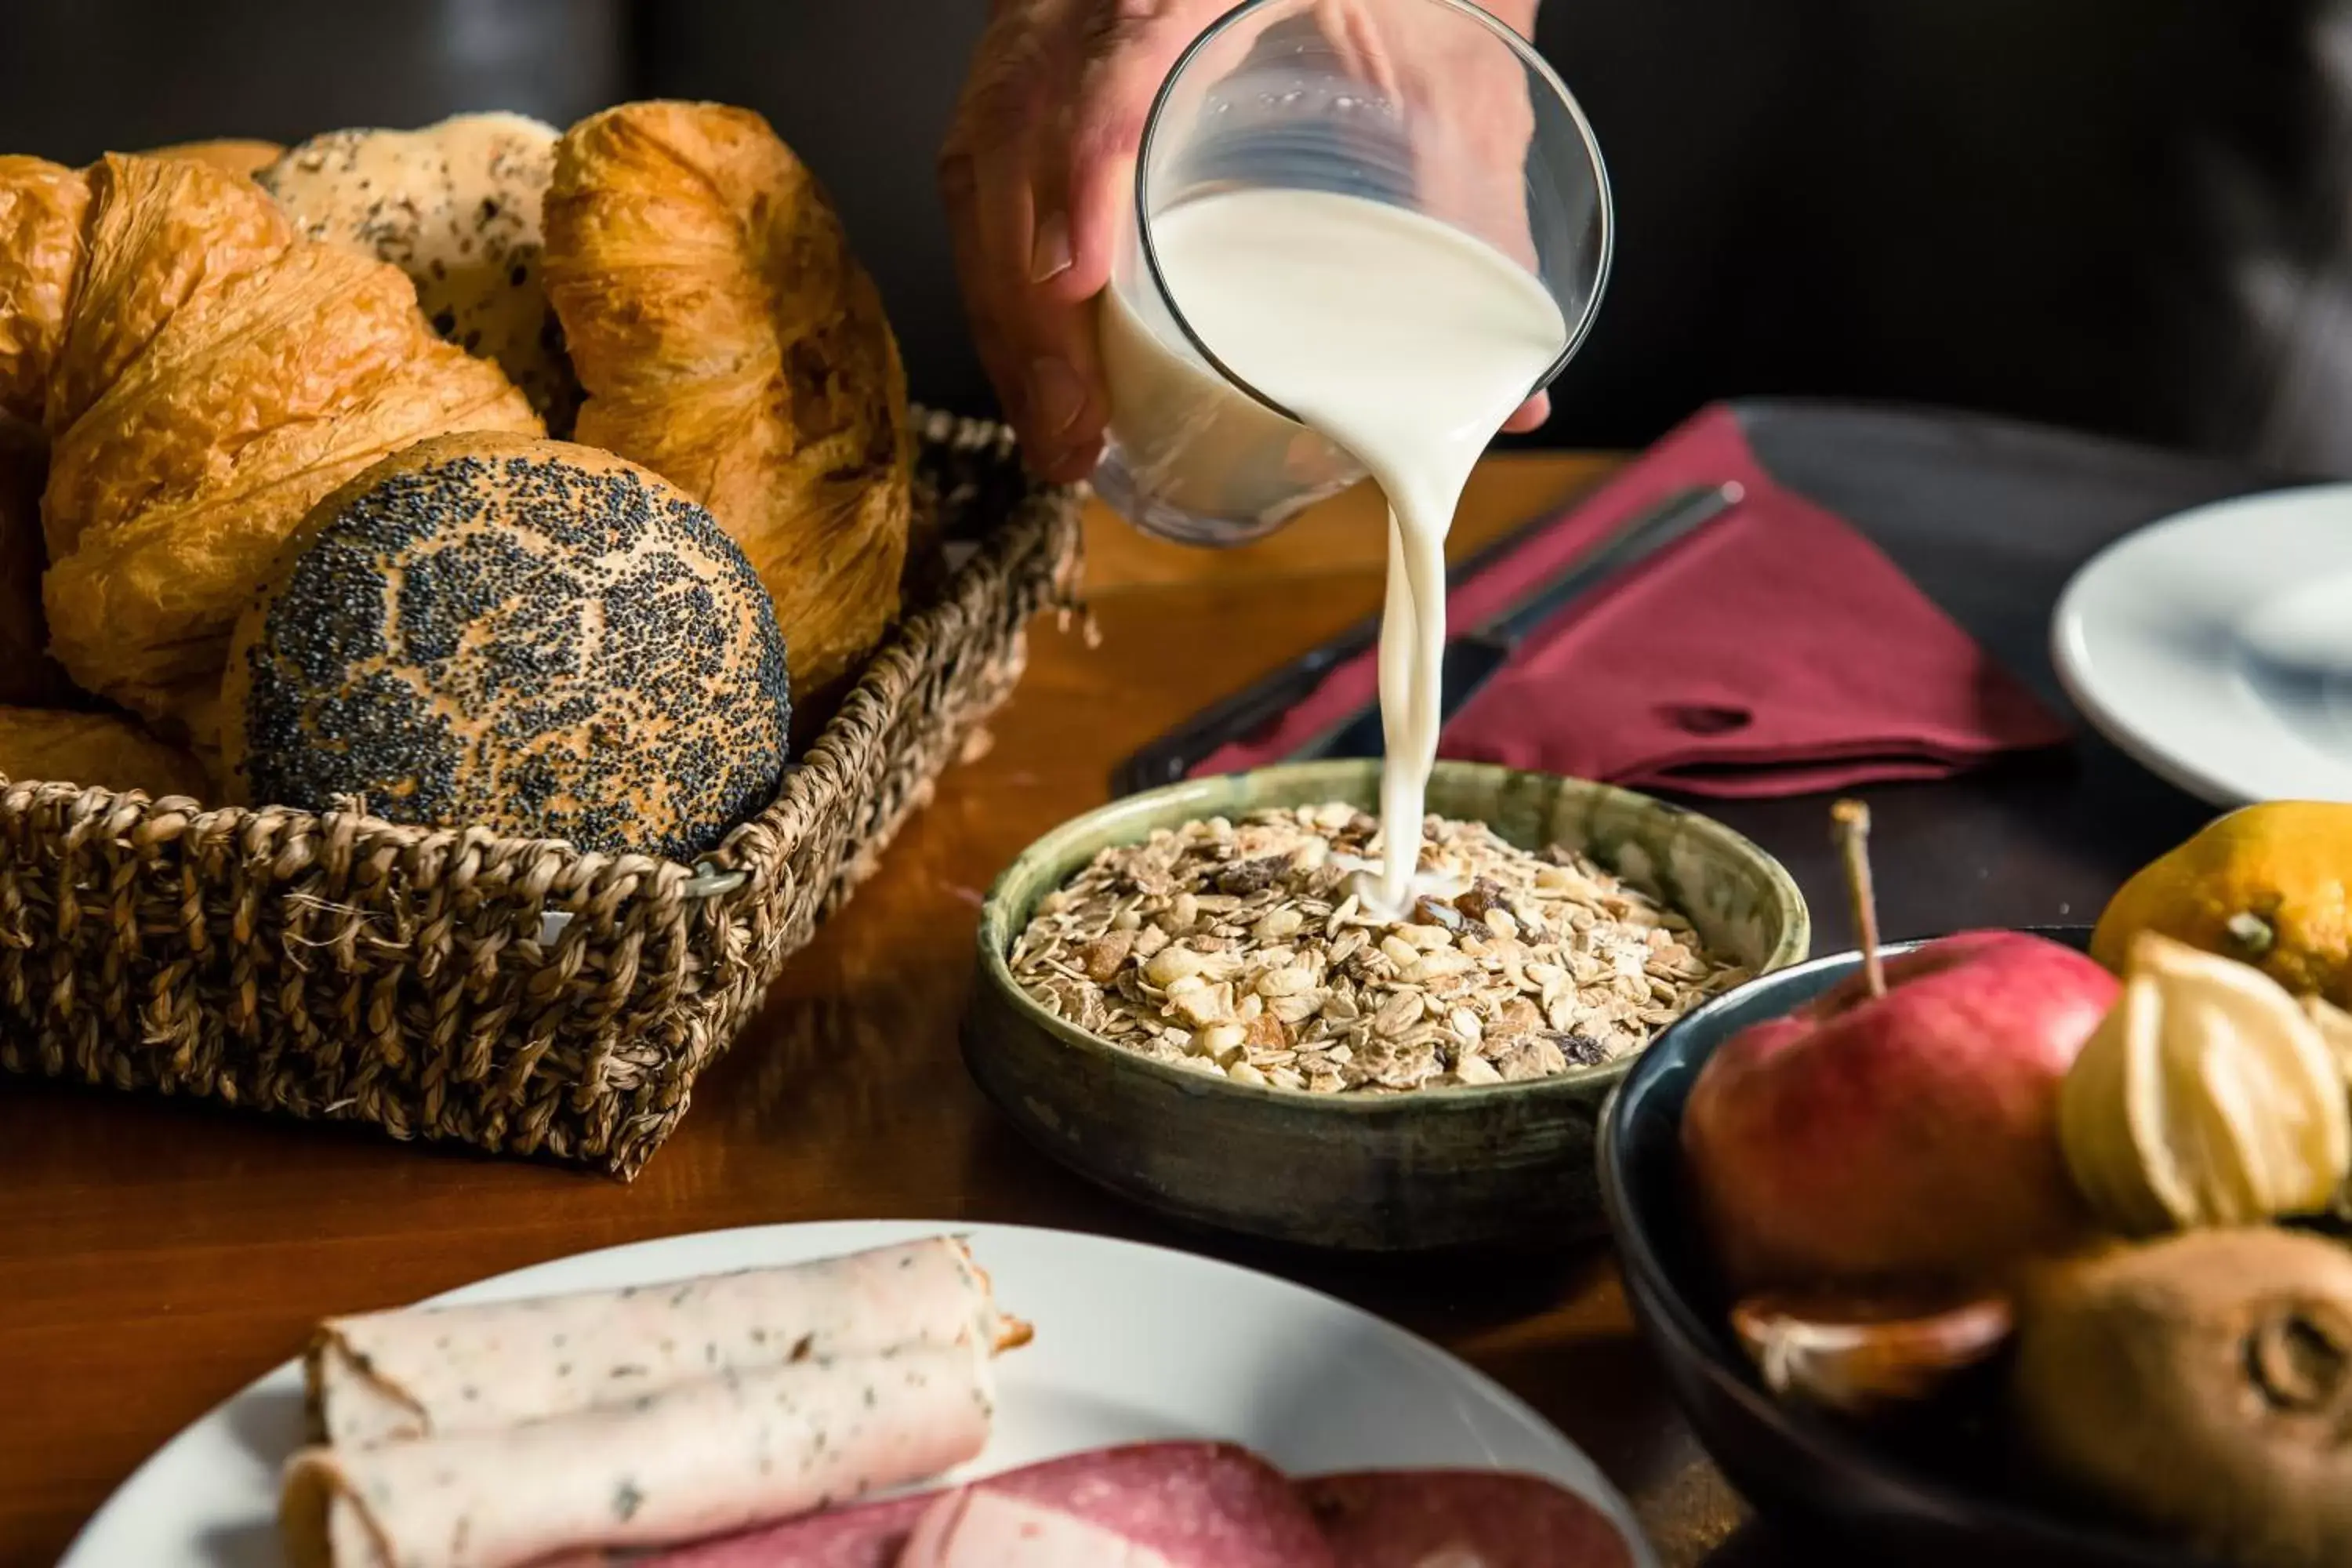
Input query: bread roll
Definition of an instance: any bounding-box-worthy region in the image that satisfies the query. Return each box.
[223,433,791,862]
[145,139,283,179]
[0,706,209,799]
[259,114,579,430]
[543,100,913,713]
[2,152,542,735]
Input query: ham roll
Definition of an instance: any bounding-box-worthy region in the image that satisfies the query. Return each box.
[281,1344,994,1568]
[309,1237,1025,1446]
[626,1494,933,1567]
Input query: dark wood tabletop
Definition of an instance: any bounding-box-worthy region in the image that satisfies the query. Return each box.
[0,438,2230,1568]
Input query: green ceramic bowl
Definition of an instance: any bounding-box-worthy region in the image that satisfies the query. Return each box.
[964,760,1809,1253]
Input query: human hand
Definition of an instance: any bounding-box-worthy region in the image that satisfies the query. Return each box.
[941,0,1548,484]
[940,0,1224,484]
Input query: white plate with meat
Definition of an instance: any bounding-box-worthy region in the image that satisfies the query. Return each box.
[64,1220,1651,1568]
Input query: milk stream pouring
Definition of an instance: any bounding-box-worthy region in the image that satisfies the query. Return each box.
[1098,187,1567,915]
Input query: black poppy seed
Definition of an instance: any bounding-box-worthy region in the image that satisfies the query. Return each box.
[509,762,558,815]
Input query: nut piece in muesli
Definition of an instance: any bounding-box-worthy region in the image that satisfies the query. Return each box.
[1009,804,1750,1094]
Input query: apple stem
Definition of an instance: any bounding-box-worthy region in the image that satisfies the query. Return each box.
[1831,799,1886,999]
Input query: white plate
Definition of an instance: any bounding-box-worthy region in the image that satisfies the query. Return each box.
[2053,482,2352,807]
[64,1220,1651,1567]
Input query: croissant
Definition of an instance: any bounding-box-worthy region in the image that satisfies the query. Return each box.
[0,154,85,428]
[542,101,913,713]
[144,138,285,179]
[0,152,541,739]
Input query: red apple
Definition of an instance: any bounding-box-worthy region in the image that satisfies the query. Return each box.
[1682,931,2119,1294]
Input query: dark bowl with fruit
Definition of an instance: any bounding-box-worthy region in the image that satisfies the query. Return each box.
[1598,926,2211,1568]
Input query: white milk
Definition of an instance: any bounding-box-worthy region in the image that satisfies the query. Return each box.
[1101,188,1565,913]
[1098,227,1367,528]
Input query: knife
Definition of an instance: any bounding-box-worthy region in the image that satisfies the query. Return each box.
[1294,481,1746,760]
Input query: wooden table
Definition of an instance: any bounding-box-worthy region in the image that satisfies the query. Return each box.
[0,448,2201,1567]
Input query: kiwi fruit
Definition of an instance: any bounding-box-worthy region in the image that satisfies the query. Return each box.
[2013,1228,2352,1568]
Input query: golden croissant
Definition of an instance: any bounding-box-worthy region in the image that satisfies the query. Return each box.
[543,101,913,715]
[0,151,541,740]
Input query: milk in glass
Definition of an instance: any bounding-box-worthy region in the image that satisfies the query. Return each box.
[1098,187,1566,914]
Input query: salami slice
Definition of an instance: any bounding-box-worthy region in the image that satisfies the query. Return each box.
[1298,1471,1636,1568]
[280,1345,993,1568]
[898,1442,1334,1566]
[310,1237,1024,1447]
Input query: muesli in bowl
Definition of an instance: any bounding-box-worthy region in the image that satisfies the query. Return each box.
[1009,804,1748,1096]
[965,760,1808,1252]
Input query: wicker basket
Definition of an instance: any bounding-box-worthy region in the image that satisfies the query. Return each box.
[0,412,1084,1177]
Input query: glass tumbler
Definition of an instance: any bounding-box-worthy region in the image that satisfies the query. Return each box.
[1091,0,1613,546]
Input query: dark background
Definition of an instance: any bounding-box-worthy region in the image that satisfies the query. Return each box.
[5,0,2347,472]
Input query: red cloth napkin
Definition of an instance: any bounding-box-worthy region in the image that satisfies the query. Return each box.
[1192,404,2069,797]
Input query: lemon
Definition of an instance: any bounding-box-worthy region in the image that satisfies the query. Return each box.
[2092,803,2352,1003]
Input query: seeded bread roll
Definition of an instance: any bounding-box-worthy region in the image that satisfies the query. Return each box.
[259,114,579,430]
[223,433,790,861]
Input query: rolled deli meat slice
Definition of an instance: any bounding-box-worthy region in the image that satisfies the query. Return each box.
[898,1442,1335,1566]
[310,1236,1023,1446]
[1298,1471,1636,1568]
[281,1345,993,1568]
[619,1493,935,1567]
